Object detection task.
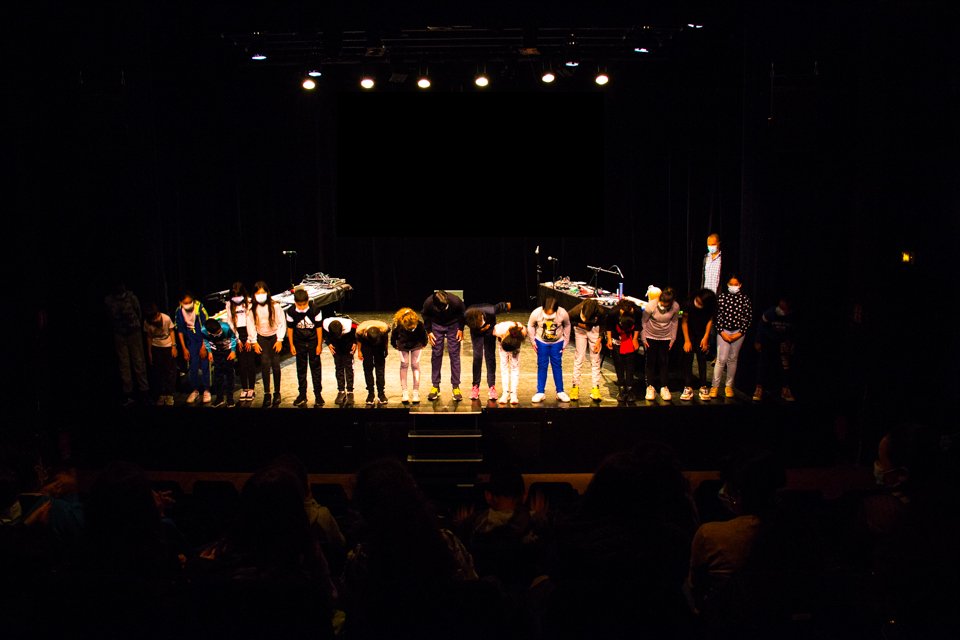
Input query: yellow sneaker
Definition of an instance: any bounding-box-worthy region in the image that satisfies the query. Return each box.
[569,386,579,401]
[590,386,602,402]
[725,386,735,398]
[709,387,719,399]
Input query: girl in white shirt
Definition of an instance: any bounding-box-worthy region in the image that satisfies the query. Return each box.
[250,281,287,408]
[225,282,257,403]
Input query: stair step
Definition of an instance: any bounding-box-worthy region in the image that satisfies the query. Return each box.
[407,455,484,463]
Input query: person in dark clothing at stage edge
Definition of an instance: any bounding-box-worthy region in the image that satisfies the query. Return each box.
[285,288,325,408]
[465,301,512,402]
[421,289,466,402]
[357,319,390,405]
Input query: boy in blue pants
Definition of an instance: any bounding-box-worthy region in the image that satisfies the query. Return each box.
[174,292,211,404]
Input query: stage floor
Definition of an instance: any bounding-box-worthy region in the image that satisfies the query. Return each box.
[172,311,774,411]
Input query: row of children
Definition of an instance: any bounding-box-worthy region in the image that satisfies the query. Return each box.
[135,278,794,408]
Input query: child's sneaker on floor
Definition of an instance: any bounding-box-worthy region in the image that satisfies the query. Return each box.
[470,385,480,400]
[680,387,694,401]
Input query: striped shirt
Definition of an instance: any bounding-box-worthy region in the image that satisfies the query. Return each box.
[715,291,752,333]
[702,251,723,293]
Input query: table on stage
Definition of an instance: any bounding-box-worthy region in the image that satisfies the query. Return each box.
[209,273,353,320]
[537,281,646,312]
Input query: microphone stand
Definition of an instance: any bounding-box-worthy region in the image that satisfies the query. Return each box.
[586,264,619,294]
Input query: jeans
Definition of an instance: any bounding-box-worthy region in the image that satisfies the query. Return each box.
[471,331,497,387]
[361,346,386,394]
[572,326,602,389]
[612,349,635,389]
[114,332,149,394]
[535,339,564,394]
[211,352,235,397]
[713,333,745,388]
[682,347,709,389]
[258,334,281,395]
[236,327,258,390]
[295,340,322,398]
[430,322,461,387]
[333,349,355,392]
[184,336,210,392]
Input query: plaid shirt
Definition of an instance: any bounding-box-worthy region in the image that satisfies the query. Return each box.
[702,251,723,293]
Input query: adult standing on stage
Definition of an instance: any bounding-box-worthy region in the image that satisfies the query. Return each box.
[701,233,723,294]
[105,281,150,406]
[422,290,466,402]
[567,299,607,403]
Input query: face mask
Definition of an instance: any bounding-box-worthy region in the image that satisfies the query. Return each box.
[231,296,243,304]
[727,285,740,294]
[707,245,718,255]
[182,303,193,312]
[580,312,587,321]
[694,299,704,309]
[658,303,667,312]
[255,293,268,304]
[775,306,786,317]
[296,305,309,312]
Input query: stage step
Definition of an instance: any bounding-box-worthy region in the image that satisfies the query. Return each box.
[408,411,483,466]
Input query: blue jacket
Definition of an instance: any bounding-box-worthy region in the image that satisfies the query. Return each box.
[202,319,237,354]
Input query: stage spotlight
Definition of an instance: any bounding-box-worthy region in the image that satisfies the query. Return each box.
[595,72,609,85]
[634,46,650,54]
[251,53,267,61]
[302,78,317,90]
[901,251,914,264]
[542,71,555,83]
[687,23,704,29]
[360,76,375,89]
[564,59,579,68]
[307,69,322,77]
[417,76,431,89]
[475,74,489,87]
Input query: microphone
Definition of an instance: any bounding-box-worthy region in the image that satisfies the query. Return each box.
[547,256,559,262]
[535,245,540,255]
[282,250,297,256]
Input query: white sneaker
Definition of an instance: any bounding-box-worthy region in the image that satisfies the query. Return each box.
[660,387,672,401]
[499,391,510,404]
[186,390,199,404]
[402,390,410,404]
[202,390,212,404]
[412,390,420,404]
[557,391,571,402]
[680,387,694,401]
[510,392,519,405]
[645,385,656,401]
[532,392,545,403]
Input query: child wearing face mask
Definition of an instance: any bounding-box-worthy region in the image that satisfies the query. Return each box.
[493,321,526,404]
[174,291,211,404]
[712,275,753,399]
[203,318,238,407]
[567,299,606,402]
[642,287,680,401]
[143,302,177,406]
[752,297,796,402]
[249,281,287,408]
[224,282,257,403]
[680,288,717,402]
[285,288,325,408]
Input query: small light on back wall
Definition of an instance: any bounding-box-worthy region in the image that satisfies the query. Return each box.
[901,251,914,264]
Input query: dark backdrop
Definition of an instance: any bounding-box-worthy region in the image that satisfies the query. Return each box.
[13,1,958,425]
